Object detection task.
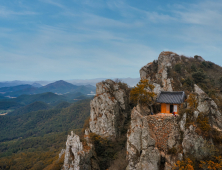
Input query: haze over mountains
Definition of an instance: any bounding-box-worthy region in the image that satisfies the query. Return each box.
[0,77,139,87]
[0,80,96,97]
[0,80,96,115]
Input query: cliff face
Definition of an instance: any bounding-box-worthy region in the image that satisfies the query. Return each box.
[180,84,222,160]
[126,106,182,170]
[89,79,129,138]
[140,51,183,93]
[62,51,222,170]
[61,79,130,169]
[126,106,160,170]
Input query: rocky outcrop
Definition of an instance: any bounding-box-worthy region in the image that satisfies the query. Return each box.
[181,125,207,160]
[195,55,205,62]
[126,107,160,170]
[89,79,129,138]
[126,105,183,170]
[140,51,181,93]
[194,84,222,130]
[179,84,222,160]
[59,149,66,159]
[61,79,130,170]
[62,130,100,170]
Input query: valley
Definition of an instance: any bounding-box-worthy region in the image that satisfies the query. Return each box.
[0,80,96,169]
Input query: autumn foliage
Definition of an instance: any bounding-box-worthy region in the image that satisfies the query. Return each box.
[199,156,222,170]
[187,93,198,110]
[130,79,156,106]
[174,158,194,170]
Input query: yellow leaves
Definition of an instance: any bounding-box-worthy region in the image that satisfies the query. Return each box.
[175,156,222,170]
[199,156,222,170]
[195,113,211,138]
[89,133,108,146]
[0,150,63,170]
[130,79,156,105]
[174,158,194,170]
[200,160,222,170]
[43,153,65,170]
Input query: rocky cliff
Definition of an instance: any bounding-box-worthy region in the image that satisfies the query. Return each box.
[61,79,130,169]
[62,129,100,170]
[140,51,182,93]
[61,51,222,170]
[89,79,130,138]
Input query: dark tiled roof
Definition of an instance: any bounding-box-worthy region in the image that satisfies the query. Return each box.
[156,91,186,104]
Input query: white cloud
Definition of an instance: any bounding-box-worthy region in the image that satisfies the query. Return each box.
[0,6,37,18]
[1,0,222,80]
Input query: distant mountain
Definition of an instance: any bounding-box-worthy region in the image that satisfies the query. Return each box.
[32,83,42,87]
[67,78,106,86]
[0,78,139,89]
[67,77,140,87]
[0,80,49,88]
[37,80,96,95]
[9,101,51,116]
[0,90,91,111]
[0,80,36,88]
[4,86,38,97]
[0,84,34,93]
[38,80,79,94]
[2,80,96,97]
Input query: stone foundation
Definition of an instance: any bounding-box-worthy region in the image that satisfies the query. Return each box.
[147,114,179,153]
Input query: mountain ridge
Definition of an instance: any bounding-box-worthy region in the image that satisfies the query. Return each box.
[2,80,96,97]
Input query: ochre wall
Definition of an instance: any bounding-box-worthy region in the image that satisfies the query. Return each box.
[161,103,166,113]
[160,103,179,114]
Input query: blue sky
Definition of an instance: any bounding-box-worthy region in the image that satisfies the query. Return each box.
[0,0,222,81]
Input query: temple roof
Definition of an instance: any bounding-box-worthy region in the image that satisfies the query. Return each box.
[156,91,186,104]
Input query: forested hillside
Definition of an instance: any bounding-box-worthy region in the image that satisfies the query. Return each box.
[0,98,91,170]
[0,91,91,116]
[9,101,51,116]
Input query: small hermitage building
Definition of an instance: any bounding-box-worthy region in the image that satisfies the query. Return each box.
[156,91,186,114]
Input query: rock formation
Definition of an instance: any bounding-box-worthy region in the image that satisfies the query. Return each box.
[194,55,205,62]
[89,79,129,138]
[179,84,222,160]
[61,79,130,169]
[126,106,182,170]
[62,130,100,170]
[140,51,182,93]
[126,106,160,170]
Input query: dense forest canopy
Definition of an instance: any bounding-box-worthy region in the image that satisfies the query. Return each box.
[0,98,91,170]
